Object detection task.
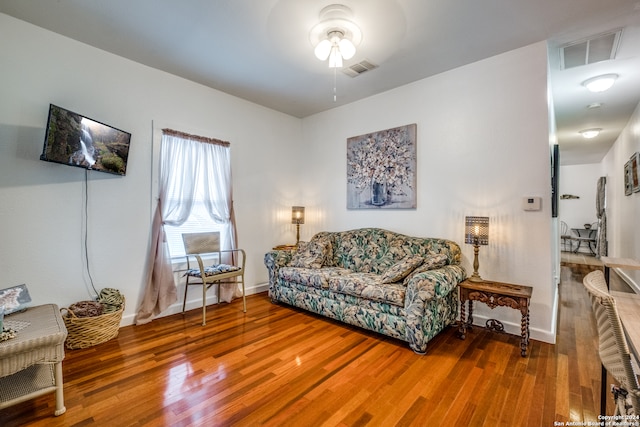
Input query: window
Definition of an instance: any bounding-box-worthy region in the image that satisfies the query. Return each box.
[159,129,235,260]
[137,128,236,324]
[164,190,224,259]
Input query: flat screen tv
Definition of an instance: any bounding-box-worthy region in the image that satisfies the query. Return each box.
[40,104,131,176]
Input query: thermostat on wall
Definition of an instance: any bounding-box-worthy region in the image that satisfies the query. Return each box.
[523,196,542,211]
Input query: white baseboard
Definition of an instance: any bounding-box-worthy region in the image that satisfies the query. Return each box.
[120,282,270,326]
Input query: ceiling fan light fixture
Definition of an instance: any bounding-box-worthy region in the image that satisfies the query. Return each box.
[309,4,361,69]
[329,44,343,68]
[315,29,356,68]
[314,39,332,61]
[582,74,618,92]
[338,38,356,60]
[580,128,602,139]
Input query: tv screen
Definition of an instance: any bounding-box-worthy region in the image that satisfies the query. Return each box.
[40,104,131,176]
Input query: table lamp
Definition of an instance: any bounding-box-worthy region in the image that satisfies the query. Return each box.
[465,216,489,282]
[292,206,305,245]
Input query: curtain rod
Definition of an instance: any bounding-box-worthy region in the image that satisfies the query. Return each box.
[162,128,230,147]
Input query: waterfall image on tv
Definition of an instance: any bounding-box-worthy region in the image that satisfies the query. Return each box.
[41,104,131,176]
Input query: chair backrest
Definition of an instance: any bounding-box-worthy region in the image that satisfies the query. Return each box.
[583,269,609,294]
[182,232,221,256]
[583,270,640,412]
[561,221,568,235]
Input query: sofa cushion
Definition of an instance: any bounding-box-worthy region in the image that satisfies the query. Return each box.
[328,273,406,307]
[403,254,448,285]
[411,253,448,274]
[290,239,330,269]
[185,264,241,277]
[308,233,335,267]
[381,256,424,284]
[332,228,395,274]
[325,228,461,274]
[279,266,351,289]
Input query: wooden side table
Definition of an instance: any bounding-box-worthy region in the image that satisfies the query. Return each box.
[458,279,533,357]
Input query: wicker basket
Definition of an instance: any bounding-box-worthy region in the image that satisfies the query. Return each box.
[61,299,124,350]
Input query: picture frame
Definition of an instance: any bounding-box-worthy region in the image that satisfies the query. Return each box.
[0,284,32,315]
[624,159,633,196]
[632,152,640,193]
[346,124,417,209]
[551,144,559,218]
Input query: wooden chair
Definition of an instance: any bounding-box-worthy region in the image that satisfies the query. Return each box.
[181,232,246,326]
[583,270,640,415]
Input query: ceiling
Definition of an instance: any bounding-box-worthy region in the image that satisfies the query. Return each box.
[2,0,640,165]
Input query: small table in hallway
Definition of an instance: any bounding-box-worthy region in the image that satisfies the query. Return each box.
[571,228,597,255]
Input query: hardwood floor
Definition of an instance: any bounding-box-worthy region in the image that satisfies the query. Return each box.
[0,264,619,426]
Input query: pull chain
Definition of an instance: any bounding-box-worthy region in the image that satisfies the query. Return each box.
[333,67,337,102]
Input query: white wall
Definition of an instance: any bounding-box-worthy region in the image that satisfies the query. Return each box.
[0,13,301,324]
[558,163,601,252]
[601,101,640,290]
[302,42,556,342]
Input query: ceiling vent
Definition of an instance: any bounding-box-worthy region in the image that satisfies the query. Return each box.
[342,60,378,77]
[560,29,622,69]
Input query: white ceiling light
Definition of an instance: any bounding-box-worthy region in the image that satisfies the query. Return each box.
[310,4,362,69]
[314,30,356,68]
[582,74,618,92]
[580,128,602,139]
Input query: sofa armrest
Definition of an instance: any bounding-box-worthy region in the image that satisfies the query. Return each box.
[404,264,466,306]
[264,250,294,287]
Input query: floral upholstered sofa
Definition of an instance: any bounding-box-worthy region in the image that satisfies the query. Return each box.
[264,228,466,354]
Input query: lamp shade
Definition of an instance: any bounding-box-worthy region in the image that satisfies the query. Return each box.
[314,39,332,61]
[292,206,305,224]
[338,38,356,59]
[465,216,489,245]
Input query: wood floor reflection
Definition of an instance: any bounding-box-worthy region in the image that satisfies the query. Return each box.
[1,264,616,426]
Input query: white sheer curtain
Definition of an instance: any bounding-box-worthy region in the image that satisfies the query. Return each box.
[136,129,236,325]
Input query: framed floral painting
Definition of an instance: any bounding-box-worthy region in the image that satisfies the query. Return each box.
[632,152,640,193]
[347,124,417,209]
[624,159,633,196]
